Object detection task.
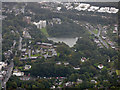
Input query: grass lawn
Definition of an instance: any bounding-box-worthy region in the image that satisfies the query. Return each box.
[57,53,60,57]
[40,28,49,37]
[31,54,40,57]
[116,70,120,75]
[93,29,98,34]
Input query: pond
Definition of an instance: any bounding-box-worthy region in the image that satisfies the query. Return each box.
[48,37,82,47]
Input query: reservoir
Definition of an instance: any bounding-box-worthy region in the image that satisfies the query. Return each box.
[48,37,81,47]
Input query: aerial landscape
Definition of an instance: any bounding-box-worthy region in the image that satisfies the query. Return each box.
[0,1,120,89]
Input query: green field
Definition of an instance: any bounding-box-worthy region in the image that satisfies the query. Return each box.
[40,28,49,37]
[31,54,40,57]
[116,70,120,75]
[93,29,99,34]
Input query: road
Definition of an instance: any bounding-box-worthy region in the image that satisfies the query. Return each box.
[86,24,109,48]
[97,25,109,48]
[1,61,14,90]
[19,37,22,50]
[12,40,16,49]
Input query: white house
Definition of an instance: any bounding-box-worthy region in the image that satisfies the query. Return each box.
[81,57,87,62]
[0,62,7,70]
[98,64,104,69]
[75,3,90,11]
[33,20,46,29]
[73,67,80,70]
[102,36,106,40]
[56,62,61,65]
[94,39,100,43]
[88,6,99,12]
[13,72,24,76]
[64,62,69,66]
[24,65,31,70]
[109,7,119,13]
[77,79,83,84]
[0,65,2,71]
[91,80,97,84]
[57,7,61,11]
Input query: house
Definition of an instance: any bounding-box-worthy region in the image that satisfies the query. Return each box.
[0,62,7,70]
[108,41,114,46]
[23,16,31,24]
[20,57,27,61]
[13,72,24,76]
[111,46,115,49]
[20,76,30,81]
[29,56,37,60]
[0,74,3,80]
[57,7,61,11]
[108,59,111,62]
[24,65,31,70]
[64,62,69,66]
[73,67,80,70]
[91,80,97,84]
[98,7,109,13]
[102,36,106,40]
[98,64,104,69]
[43,54,48,59]
[21,48,27,52]
[81,57,87,62]
[113,30,117,33]
[37,42,42,45]
[52,18,62,24]
[1,71,6,76]
[33,20,46,29]
[75,3,90,11]
[77,79,83,84]
[65,81,72,87]
[23,31,31,39]
[88,6,99,12]
[0,65,2,71]
[41,43,52,46]
[50,85,55,89]
[56,62,61,65]
[109,7,119,13]
[94,39,100,43]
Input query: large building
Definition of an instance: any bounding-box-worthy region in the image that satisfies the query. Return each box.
[33,20,46,29]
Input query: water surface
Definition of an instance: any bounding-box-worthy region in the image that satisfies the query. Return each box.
[48,37,80,47]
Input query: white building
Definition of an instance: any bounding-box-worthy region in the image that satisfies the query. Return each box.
[64,62,69,66]
[98,7,119,13]
[109,7,119,13]
[88,6,99,12]
[57,7,61,11]
[0,62,7,70]
[81,57,87,62]
[91,80,97,84]
[73,67,80,70]
[24,65,31,70]
[56,62,61,65]
[13,72,24,76]
[102,36,106,40]
[98,64,104,69]
[52,18,62,24]
[98,7,109,13]
[33,20,46,29]
[113,30,117,33]
[77,79,83,84]
[75,3,90,11]
[94,39,100,43]
[23,31,31,39]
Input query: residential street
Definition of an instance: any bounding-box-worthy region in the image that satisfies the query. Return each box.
[1,61,14,89]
